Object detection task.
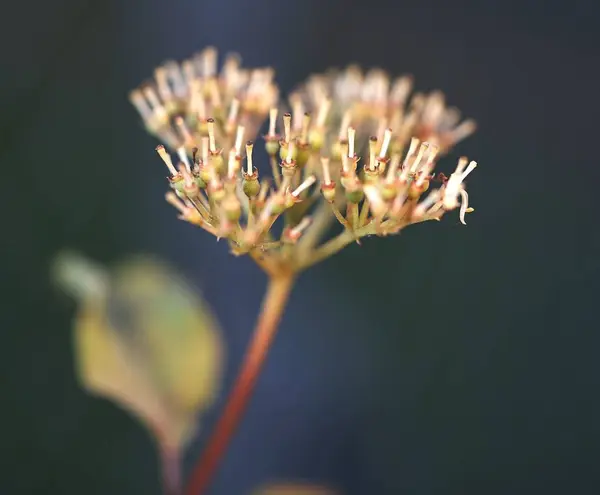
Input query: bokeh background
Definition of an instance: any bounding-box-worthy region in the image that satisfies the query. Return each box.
[2,0,599,493]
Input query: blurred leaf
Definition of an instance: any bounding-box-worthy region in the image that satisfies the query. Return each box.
[53,252,223,452]
[252,482,338,495]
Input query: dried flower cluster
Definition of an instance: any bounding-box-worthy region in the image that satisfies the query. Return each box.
[130,47,478,273]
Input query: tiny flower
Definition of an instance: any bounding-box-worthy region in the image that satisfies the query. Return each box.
[131,47,480,273]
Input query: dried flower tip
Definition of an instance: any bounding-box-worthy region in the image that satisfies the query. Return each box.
[391,75,413,104]
[415,144,439,186]
[443,158,476,210]
[207,118,217,153]
[410,142,429,174]
[400,137,420,181]
[461,160,478,181]
[386,154,402,182]
[368,136,378,171]
[156,145,177,175]
[284,216,313,243]
[289,95,304,131]
[165,60,187,96]
[234,125,245,154]
[245,141,254,175]
[455,156,469,175]
[227,98,240,126]
[321,156,332,185]
[447,119,477,145]
[300,112,311,144]
[341,151,350,173]
[201,137,209,163]
[268,108,278,137]
[459,189,471,225]
[347,127,356,158]
[227,150,237,178]
[283,113,292,143]
[316,98,331,127]
[338,110,352,140]
[285,140,295,164]
[201,46,218,78]
[177,147,192,173]
[142,86,162,110]
[379,128,393,160]
[291,175,316,199]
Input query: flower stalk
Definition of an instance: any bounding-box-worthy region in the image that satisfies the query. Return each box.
[185,272,296,495]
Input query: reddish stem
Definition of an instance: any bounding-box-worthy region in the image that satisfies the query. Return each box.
[160,444,182,495]
[184,273,296,495]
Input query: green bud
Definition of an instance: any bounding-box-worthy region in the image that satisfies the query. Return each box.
[279,140,298,162]
[242,173,260,198]
[308,129,325,152]
[170,176,186,194]
[321,183,336,202]
[265,138,279,157]
[199,166,212,184]
[194,174,207,190]
[381,182,397,201]
[363,167,380,184]
[296,144,311,168]
[345,188,364,204]
[210,153,224,174]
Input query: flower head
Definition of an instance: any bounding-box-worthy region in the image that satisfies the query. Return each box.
[131,47,478,274]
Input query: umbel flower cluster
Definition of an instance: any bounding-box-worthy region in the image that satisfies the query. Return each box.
[130,47,478,273]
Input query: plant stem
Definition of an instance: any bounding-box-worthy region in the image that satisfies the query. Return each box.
[297,230,355,270]
[184,272,296,495]
[160,445,181,495]
[296,221,378,271]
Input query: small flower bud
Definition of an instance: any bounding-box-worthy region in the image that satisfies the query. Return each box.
[308,128,325,151]
[280,141,298,178]
[242,171,260,198]
[168,175,185,194]
[343,175,364,204]
[321,182,336,202]
[194,172,207,190]
[279,139,298,162]
[265,136,280,157]
[295,142,311,168]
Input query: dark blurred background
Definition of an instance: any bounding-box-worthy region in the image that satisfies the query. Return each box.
[2,0,599,493]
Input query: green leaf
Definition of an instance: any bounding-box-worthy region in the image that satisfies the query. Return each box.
[54,252,223,452]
